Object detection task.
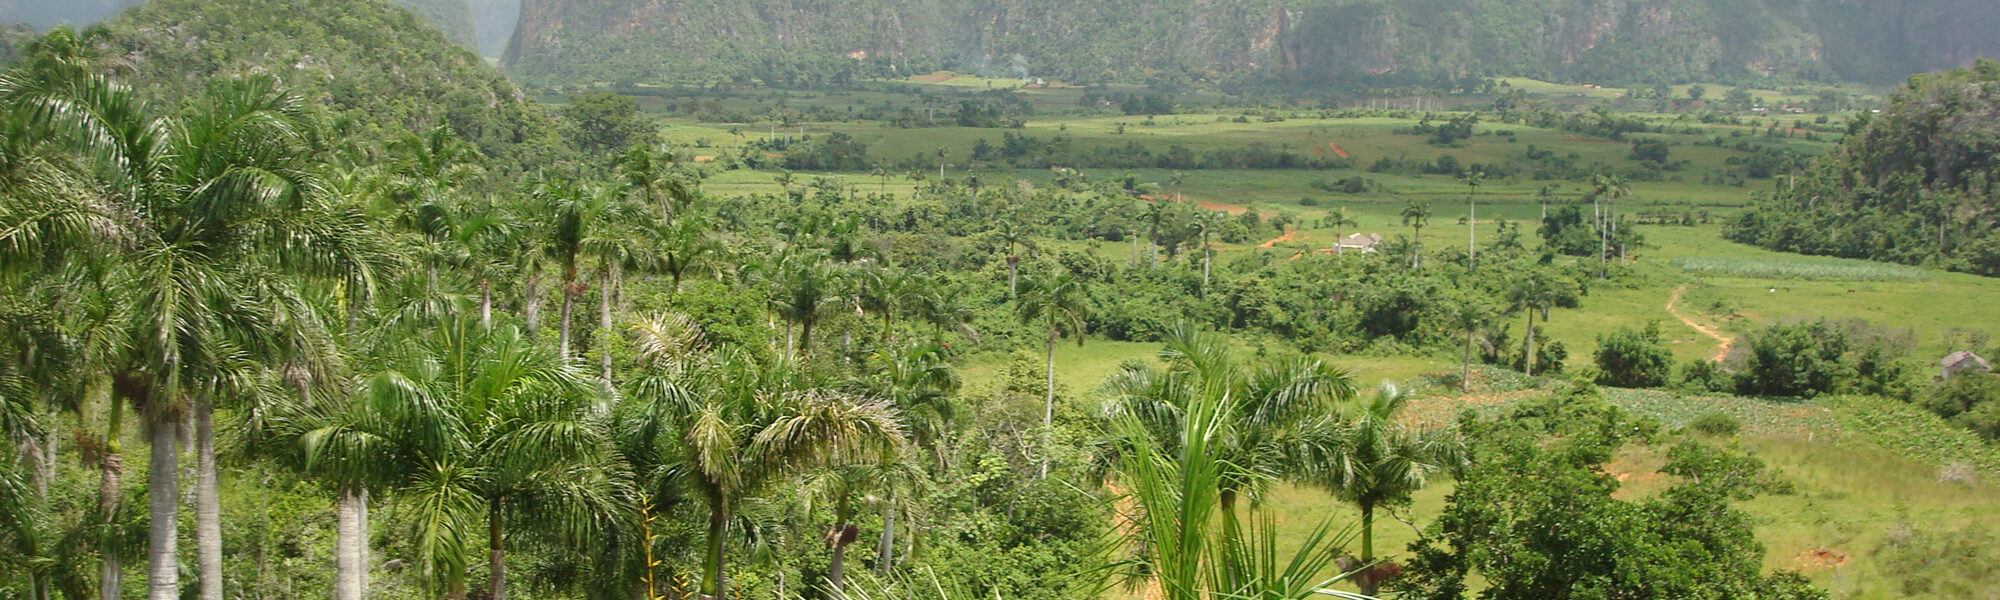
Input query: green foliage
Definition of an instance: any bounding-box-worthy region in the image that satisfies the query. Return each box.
[561,92,655,155]
[1593,324,1673,388]
[1729,60,2000,275]
[1670,256,1928,281]
[1400,388,1824,600]
[96,0,574,171]
[1687,412,1743,436]
[1736,321,1853,397]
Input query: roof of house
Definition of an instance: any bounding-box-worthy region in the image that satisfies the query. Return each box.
[1940,350,1993,371]
[1335,232,1384,248]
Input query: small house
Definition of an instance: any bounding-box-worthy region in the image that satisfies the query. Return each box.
[1333,233,1384,254]
[1940,350,1992,379]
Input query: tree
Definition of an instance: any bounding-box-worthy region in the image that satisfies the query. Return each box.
[1461,171,1484,269]
[562,92,652,154]
[1323,207,1358,255]
[1401,200,1432,269]
[617,318,904,600]
[1313,382,1459,596]
[1589,174,1630,278]
[1687,84,1707,102]
[66,75,377,600]
[1594,325,1674,388]
[1735,322,1851,398]
[1015,268,1088,479]
[535,179,636,363]
[1506,271,1565,377]
[1101,323,1357,536]
[994,221,1032,298]
[763,248,844,357]
[646,211,719,293]
[856,263,914,345]
[382,314,627,600]
[1450,301,1491,392]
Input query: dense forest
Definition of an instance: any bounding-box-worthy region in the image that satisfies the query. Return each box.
[500,0,2000,89]
[1729,60,2000,275]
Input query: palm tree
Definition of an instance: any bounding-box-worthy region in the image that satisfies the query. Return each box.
[801,459,924,593]
[869,342,960,470]
[1450,301,1491,392]
[1400,200,1432,270]
[1506,272,1562,377]
[907,283,976,346]
[1589,174,1629,279]
[1323,207,1358,256]
[536,179,634,362]
[995,221,1033,298]
[1461,171,1484,269]
[617,145,694,219]
[357,310,628,600]
[1100,324,1356,532]
[856,264,914,345]
[763,248,844,357]
[1535,184,1555,222]
[1145,200,1167,268]
[617,317,904,600]
[1108,367,1367,600]
[1015,268,1088,478]
[1313,382,1460,596]
[646,211,719,293]
[65,75,378,600]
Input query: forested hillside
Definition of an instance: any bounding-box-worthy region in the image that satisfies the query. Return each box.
[1729,59,2000,275]
[501,0,2000,88]
[391,0,478,48]
[93,0,569,170]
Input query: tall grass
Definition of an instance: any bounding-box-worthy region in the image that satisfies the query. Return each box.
[1669,255,1928,281]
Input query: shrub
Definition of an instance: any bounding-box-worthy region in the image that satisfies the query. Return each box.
[1688,412,1743,436]
[1594,324,1673,388]
[1735,322,1851,397]
[1677,359,1732,393]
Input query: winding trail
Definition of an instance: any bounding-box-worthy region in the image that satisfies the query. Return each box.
[1258,229,1302,249]
[1666,285,1734,361]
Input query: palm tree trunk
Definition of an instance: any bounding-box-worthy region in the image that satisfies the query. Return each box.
[704,489,729,600]
[334,488,366,600]
[1468,197,1476,269]
[876,497,896,574]
[1008,258,1024,298]
[1461,328,1475,393]
[1218,489,1241,545]
[1201,246,1211,292]
[1359,503,1378,597]
[524,269,542,338]
[559,262,578,362]
[1524,310,1537,377]
[1039,324,1057,479]
[599,268,615,384]
[480,281,493,330]
[97,391,127,600]
[147,418,180,600]
[800,318,815,358]
[196,401,223,600]
[828,524,850,592]
[488,498,505,600]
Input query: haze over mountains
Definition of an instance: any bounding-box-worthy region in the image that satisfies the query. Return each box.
[6,0,2000,88]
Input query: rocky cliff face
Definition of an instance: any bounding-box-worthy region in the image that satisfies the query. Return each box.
[502,0,2000,87]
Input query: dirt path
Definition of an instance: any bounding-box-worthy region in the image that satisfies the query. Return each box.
[1666,285,1734,361]
[1326,141,1353,159]
[1258,229,1302,249]
[1104,481,1164,600]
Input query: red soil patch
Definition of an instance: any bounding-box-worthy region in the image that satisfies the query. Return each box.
[909,71,958,83]
[691,155,716,163]
[1258,229,1303,248]
[1796,548,1849,569]
[1326,141,1353,159]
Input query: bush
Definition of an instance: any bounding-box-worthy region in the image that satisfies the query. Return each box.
[1735,322,1851,397]
[1594,324,1673,388]
[1688,412,1743,436]
[1677,358,1732,393]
